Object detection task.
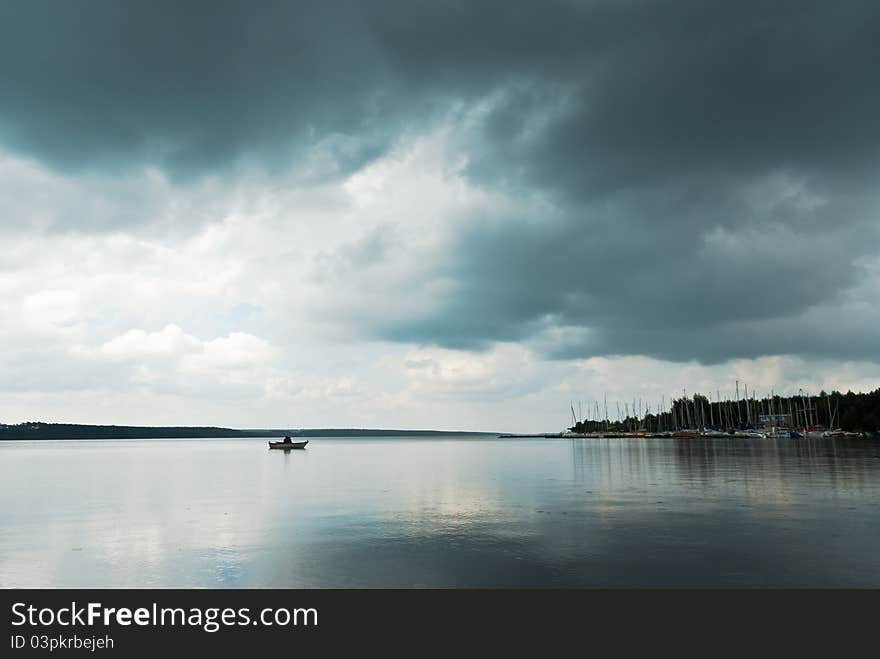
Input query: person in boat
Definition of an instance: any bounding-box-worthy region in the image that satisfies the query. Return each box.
[283,435,292,444]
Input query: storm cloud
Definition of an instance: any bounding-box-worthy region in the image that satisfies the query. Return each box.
[0,0,598,179]
[1,0,879,427]
[9,1,876,182]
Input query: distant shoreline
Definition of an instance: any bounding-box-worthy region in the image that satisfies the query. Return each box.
[0,422,497,441]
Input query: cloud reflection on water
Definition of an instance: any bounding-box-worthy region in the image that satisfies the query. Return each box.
[1,437,878,587]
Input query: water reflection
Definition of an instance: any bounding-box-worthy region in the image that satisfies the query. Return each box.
[1,436,878,587]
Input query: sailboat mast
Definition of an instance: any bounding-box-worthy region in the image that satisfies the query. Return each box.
[604,394,608,432]
[735,380,740,428]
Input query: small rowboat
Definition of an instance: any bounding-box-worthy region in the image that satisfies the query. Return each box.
[268,439,309,450]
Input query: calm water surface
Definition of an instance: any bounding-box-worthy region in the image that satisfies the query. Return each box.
[1,436,879,587]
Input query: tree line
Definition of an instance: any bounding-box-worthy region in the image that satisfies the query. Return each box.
[570,388,880,433]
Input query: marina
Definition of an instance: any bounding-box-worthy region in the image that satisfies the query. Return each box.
[541,385,879,440]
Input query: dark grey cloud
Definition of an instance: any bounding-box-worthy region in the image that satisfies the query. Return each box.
[0,0,597,179]
[378,191,880,363]
[369,0,880,363]
[466,1,880,201]
[3,1,878,183]
[3,1,879,363]
[0,1,392,178]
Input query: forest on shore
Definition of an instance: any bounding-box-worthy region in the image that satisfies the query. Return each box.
[570,388,880,434]
[0,423,492,440]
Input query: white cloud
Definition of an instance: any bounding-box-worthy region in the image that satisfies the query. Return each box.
[95,325,201,360]
[181,332,275,376]
[2,126,878,432]
[68,325,277,394]
[401,343,548,401]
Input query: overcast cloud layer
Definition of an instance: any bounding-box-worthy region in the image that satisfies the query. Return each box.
[1,1,878,430]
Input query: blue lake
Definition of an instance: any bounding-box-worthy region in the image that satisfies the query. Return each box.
[1,436,878,587]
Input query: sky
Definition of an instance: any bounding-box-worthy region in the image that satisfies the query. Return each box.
[1,0,879,432]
